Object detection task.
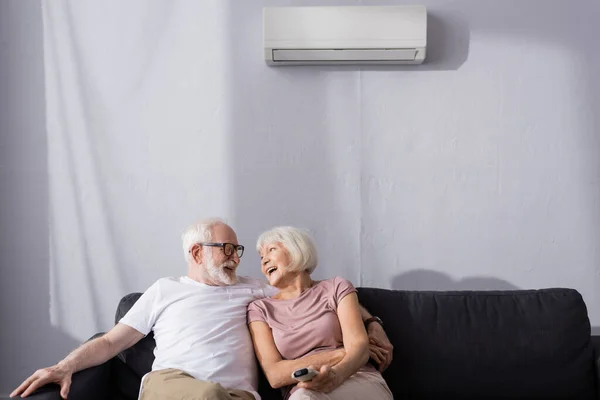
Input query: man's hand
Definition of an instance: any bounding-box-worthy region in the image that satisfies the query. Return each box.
[10,363,74,399]
[296,365,344,393]
[367,323,393,372]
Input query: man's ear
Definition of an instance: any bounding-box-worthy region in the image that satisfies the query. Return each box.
[190,243,203,263]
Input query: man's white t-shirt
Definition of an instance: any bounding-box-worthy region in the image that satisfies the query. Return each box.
[119,276,277,400]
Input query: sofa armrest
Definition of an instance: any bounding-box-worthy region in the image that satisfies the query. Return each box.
[18,333,111,400]
[17,360,111,400]
[15,384,62,400]
[592,335,600,399]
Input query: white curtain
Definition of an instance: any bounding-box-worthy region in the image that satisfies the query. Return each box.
[43,0,234,340]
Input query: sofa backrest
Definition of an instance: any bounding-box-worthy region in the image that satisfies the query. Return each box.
[356,287,597,399]
[115,288,598,399]
[115,293,155,378]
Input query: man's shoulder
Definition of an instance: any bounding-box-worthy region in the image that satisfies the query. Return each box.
[152,276,183,288]
[141,276,189,296]
[236,276,268,288]
[236,276,279,297]
[157,276,181,283]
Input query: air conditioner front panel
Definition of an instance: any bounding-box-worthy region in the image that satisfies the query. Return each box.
[272,49,418,62]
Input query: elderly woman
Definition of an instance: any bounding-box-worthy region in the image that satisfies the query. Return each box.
[247,226,393,400]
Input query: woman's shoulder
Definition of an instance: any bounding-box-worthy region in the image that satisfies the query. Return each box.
[248,292,280,309]
[313,277,357,301]
[248,296,268,310]
[319,276,356,289]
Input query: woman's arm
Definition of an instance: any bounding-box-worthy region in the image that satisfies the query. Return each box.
[330,292,370,380]
[297,292,369,393]
[248,321,346,389]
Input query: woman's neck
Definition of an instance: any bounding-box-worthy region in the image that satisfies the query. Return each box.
[274,272,313,300]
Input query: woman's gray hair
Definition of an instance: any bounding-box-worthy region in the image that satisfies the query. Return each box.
[256,226,318,274]
[181,218,225,263]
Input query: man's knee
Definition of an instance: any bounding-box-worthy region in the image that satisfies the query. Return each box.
[199,382,230,400]
[141,369,231,400]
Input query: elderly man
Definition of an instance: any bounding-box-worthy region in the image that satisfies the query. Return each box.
[11,219,393,400]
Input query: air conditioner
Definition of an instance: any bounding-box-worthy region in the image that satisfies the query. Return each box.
[263,5,427,66]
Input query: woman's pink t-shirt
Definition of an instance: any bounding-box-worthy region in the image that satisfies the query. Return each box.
[247,276,358,360]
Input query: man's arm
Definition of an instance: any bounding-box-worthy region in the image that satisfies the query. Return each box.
[358,304,372,321]
[11,323,144,399]
[358,303,394,372]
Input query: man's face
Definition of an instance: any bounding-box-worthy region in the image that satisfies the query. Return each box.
[201,223,240,286]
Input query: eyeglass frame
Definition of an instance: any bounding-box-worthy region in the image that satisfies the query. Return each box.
[190,242,245,258]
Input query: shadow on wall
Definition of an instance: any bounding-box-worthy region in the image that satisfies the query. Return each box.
[391,269,521,291]
[592,327,600,336]
[423,11,470,71]
[0,0,80,393]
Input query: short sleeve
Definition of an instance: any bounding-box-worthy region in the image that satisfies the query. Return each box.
[332,276,357,308]
[247,300,268,324]
[119,280,161,335]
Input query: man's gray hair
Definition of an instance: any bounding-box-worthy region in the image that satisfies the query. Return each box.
[181,218,225,263]
[256,226,318,274]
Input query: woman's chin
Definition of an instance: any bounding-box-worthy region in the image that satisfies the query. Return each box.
[267,275,280,287]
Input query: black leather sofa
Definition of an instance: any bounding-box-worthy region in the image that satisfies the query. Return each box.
[21,288,600,399]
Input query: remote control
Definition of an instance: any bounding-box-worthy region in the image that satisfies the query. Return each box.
[291,367,318,382]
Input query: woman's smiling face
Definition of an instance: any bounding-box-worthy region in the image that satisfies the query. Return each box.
[259,242,292,286]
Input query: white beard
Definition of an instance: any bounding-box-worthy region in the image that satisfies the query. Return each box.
[203,256,238,286]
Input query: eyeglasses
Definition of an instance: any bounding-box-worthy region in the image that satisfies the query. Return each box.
[196,242,245,258]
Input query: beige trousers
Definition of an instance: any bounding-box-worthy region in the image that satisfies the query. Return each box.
[287,370,393,400]
[140,368,256,400]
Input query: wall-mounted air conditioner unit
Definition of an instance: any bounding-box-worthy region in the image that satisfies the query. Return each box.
[263,5,427,66]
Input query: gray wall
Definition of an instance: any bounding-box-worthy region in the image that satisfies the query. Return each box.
[0,0,79,395]
[2,0,600,395]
